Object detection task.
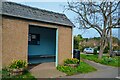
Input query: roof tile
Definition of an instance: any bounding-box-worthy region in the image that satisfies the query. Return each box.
[2,2,74,27]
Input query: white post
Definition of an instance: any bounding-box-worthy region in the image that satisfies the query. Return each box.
[56,29,58,67]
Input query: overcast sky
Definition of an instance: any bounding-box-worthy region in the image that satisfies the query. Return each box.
[6,0,119,39]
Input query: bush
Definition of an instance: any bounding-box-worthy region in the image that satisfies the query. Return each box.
[64,58,79,65]
[9,60,27,69]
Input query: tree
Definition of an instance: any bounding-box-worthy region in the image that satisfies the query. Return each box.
[74,34,83,49]
[65,0,119,59]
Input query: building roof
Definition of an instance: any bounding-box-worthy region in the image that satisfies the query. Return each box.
[2,2,74,27]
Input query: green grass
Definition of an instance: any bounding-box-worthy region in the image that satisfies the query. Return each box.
[81,54,120,67]
[1,69,36,80]
[57,61,97,76]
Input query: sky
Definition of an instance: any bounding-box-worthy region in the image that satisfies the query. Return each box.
[6,0,119,39]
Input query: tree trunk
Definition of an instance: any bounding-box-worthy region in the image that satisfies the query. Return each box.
[109,28,113,57]
[109,2,113,57]
[98,34,106,59]
[99,44,104,59]
[99,36,107,59]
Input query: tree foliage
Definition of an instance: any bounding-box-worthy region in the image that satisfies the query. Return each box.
[74,34,83,49]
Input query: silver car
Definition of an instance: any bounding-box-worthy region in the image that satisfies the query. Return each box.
[113,50,120,56]
[83,48,94,54]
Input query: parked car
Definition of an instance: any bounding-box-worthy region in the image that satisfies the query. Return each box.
[83,48,94,54]
[113,50,120,56]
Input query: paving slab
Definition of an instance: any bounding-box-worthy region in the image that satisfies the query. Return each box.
[29,62,66,78]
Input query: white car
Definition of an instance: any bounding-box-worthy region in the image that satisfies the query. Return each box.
[83,48,94,53]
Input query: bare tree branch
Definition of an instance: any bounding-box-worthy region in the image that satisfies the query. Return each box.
[66,0,119,59]
[107,1,120,17]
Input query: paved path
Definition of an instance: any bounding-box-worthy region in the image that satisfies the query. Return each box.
[29,62,66,78]
[60,59,119,78]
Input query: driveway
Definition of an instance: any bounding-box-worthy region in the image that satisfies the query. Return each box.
[29,62,66,78]
[60,59,119,78]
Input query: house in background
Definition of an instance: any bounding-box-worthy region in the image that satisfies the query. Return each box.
[2,2,73,67]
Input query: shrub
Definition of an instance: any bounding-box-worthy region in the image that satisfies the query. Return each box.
[9,60,27,69]
[64,58,79,65]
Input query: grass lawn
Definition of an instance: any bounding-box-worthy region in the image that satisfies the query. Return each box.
[57,61,97,76]
[81,54,120,67]
[1,69,36,80]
